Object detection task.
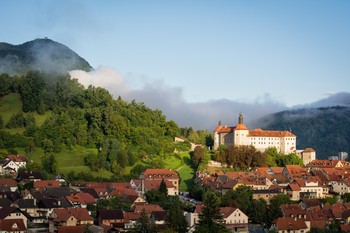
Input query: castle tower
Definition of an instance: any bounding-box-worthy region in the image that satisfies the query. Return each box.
[234,113,249,146]
[238,112,243,124]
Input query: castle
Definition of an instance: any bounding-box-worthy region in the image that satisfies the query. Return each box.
[213,113,297,154]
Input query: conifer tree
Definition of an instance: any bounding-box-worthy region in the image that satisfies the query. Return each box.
[195,189,228,233]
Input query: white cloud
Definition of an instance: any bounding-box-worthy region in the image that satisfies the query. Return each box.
[69,67,290,130]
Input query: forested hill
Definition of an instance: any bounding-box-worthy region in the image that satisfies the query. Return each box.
[0,38,92,75]
[255,106,350,159]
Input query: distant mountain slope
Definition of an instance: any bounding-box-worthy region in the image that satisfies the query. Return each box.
[255,106,350,159]
[0,38,92,75]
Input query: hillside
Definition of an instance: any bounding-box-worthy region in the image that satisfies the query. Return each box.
[255,106,350,159]
[0,38,92,75]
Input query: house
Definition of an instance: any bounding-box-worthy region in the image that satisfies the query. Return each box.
[66,194,87,208]
[295,148,316,166]
[253,189,281,204]
[239,176,273,190]
[34,180,61,190]
[0,219,26,233]
[16,199,37,220]
[16,171,43,184]
[143,179,177,196]
[37,198,73,220]
[132,204,164,214]
[75,192,97,206]
[0,207,29,228]
[294,177,324,199]
[283,165,310,182]
[123,212,141,230]
[213,113,296,154]
[97,209,124,226]
[1,155,28,173]
[50,208,93,228]
[286,183,301,201]
[272,217,309,233]
[220,207,249,233]
[0,178,18,192]
[331,178,350,195]
[140,168,179,195]
[151,211,167,225]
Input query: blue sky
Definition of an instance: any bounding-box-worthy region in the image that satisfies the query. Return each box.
[2,1,350,128]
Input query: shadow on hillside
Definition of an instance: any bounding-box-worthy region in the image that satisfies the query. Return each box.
[183,156,194,168]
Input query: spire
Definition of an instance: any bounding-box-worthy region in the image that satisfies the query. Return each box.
[238,113,243,124]
[218,120,222,126]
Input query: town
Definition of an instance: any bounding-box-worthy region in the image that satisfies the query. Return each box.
[1,113,350,233]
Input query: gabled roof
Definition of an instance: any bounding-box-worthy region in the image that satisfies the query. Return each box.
[16,171,43,181]
[152,211,167,221]
[38,198,73,209]
[66,195,86,205]
[215,125,235,133]
[288,183,301,191]
[76,192,96,204]
[0,207,29,220]
[0,219,26,231]
[98,209,124,220]
[144,179,174,191]
[143,169,179,179]
[34,180,61,189]
[132,204,164,214]
[5,155,28,163]
[303,148,316,153]
[124,212,141,222]
[219,207,238,218]
[0,178,17,188]
[274,217,307,230]
[53,208,93,222]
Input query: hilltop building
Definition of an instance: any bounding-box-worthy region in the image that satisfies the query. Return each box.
[213,113,296,154]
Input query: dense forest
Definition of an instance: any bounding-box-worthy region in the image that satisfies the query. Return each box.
[256,107,350,159]
[0,71,212,180]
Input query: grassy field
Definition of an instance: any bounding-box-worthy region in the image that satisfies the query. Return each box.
[0,146,114,179]
[0,93,51,127]
[0,93,22,123]
[164,152,195,192]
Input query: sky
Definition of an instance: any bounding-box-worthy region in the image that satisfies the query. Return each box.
[1,1,350,129]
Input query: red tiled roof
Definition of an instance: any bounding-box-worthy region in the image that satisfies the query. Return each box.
[133,204,164,214]
[57,226,84,233]
[34,180,60,188]
[0,219,26,231]
[303,148,316,152]
[143,169,179,179]
[66,195,86,205]
[5,155,28,163]
[76,192,96,204]
[248,129,296,137]
[220,207,237,218]
[53,208,93,222]
[270,167,284,174]
[235,124,248,130]
[288,183,301,191]
[0,178,17,187]
[144,180,174,191]
[214,125,223,132]
[275,217,308,230]
[216,126,235,133]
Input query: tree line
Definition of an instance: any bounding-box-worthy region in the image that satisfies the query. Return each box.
[0,71,213,179]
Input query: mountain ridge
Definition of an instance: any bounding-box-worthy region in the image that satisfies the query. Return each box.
[0,38,92,75]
